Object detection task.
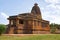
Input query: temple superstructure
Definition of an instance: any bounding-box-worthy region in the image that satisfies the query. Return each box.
[5,3,50,34]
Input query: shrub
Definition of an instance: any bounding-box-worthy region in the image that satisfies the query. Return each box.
[50,23,56,33]
[0,24,6,35]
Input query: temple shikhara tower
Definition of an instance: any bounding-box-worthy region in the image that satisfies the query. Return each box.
[5,3,50,34]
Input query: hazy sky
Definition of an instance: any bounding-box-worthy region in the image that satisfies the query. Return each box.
[0,0,60,25]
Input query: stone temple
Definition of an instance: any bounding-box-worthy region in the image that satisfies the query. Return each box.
[5,3,50,34]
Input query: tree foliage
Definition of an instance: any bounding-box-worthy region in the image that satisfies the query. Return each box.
[0,24,6,35]
[50,23,60,33]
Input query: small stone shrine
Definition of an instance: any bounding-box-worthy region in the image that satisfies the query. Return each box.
[5,3,50,34]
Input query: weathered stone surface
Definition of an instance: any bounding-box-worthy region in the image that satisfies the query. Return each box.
[5,3,50,34]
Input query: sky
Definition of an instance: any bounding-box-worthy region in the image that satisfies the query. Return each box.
[0,0,60,25]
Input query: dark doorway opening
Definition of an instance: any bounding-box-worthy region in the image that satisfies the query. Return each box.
[19,19,24,24]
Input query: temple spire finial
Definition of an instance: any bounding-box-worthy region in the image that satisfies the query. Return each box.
[34,3,38,6]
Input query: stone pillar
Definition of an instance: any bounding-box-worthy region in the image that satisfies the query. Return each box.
[34,20,36,27]
[15,19,19,34]
[36,21,38,28]
[9,20,11,24]
[39,21,42,29]
[16,19,19,26]
[32,20,34,30]
[32,20,34,34]
[46,22,50,31]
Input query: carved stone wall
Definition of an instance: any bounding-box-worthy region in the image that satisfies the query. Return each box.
[5,3,50,34]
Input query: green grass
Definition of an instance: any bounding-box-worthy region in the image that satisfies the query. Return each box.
[0,34,60,40]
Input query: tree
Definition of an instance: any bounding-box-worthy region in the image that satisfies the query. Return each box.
[0,24,6,35]
[50,23,57,33]
[50,23,60,33]
[56,25,60,30]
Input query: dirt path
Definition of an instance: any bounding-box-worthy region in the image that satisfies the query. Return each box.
[2,34,59,36]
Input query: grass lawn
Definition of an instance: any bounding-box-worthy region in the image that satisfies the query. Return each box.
[0,34,60,40]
